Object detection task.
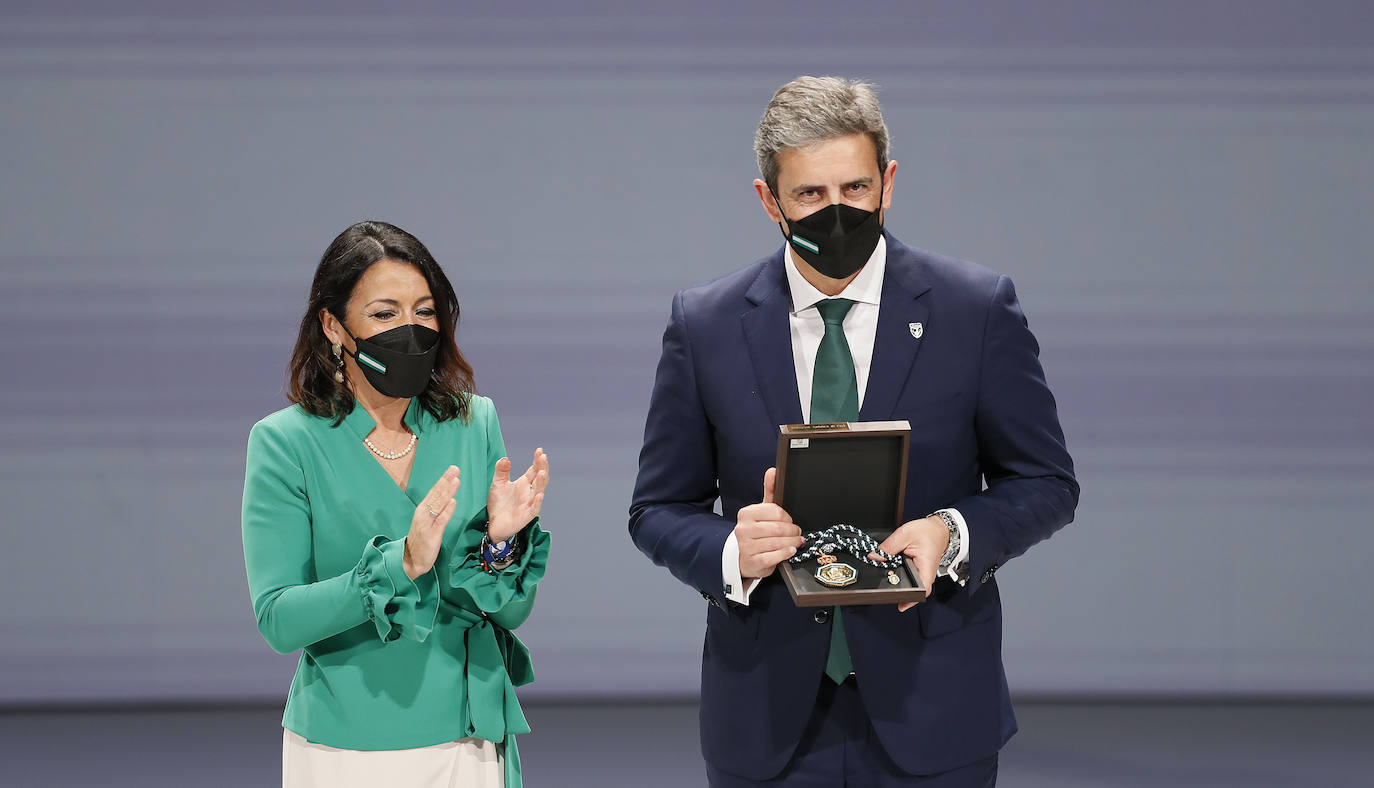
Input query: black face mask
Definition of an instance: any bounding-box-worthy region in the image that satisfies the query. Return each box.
[773,182,884,280]
[341,323,441,399]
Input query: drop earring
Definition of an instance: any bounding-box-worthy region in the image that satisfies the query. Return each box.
[332,342,345,384]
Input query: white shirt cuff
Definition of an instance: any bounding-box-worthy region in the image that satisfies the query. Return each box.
[722,531,761,605]
[936,508,970,587]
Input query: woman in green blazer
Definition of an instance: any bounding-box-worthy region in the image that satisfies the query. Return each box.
[242,221,550,787]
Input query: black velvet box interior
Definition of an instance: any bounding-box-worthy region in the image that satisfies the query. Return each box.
[773,421,925,607]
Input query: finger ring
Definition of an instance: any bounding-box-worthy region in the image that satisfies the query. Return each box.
[426,504,441,517]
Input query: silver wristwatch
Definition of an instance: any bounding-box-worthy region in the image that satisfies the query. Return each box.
[931,510,961,571]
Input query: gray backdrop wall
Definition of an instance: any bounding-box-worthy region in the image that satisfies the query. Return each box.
[2,0,1372,704]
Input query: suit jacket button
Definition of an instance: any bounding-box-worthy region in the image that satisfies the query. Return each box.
[813,609,830,624]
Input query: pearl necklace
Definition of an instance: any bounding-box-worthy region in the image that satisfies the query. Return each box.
[363,431,416,461]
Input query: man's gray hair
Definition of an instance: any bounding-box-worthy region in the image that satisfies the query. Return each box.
[754,76,890,191]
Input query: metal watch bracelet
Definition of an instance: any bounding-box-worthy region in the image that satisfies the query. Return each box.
[932,510,960,570]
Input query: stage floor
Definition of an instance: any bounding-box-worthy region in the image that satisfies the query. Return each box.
[2,700,1368,786]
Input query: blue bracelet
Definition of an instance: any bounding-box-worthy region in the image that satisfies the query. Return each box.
[482,534,515,564]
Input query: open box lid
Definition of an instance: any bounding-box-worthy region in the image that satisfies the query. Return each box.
[774,420,910,533]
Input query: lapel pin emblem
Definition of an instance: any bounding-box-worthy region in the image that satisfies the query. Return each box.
[909,322,923,339]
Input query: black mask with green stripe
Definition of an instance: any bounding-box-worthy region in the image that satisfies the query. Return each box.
[772,186,883,280]
[341,323,440,399]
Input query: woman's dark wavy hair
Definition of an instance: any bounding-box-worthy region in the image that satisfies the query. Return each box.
[287,220,476,425]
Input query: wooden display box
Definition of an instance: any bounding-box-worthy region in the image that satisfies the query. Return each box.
[773,421,925,607]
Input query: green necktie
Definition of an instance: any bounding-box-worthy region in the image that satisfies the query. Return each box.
[811,298,858,683]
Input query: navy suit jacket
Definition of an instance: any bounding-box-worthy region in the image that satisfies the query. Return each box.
[629,233,1079,779]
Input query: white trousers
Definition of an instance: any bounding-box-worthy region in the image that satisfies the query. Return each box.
[282,728,503,788]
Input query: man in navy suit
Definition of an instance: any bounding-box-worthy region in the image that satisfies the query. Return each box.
[630,76,1078,787]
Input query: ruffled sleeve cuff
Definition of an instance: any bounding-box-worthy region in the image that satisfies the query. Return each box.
[448,507,551,614]
[356,535,439,643]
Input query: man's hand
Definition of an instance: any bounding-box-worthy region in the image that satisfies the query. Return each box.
[873,515,950,611]
[735,468,805,579]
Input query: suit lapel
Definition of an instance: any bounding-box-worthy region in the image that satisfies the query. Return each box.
[741,253,804,427]
[860,236,933,421]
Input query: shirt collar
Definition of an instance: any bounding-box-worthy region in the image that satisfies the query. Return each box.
[784,234,886,314]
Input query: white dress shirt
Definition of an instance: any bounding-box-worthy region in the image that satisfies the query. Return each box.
[723,237,970,604]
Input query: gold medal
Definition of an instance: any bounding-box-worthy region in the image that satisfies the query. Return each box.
[887,570,901,585]
[815,562,858,588]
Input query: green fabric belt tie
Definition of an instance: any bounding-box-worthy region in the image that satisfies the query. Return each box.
[811,298,859,684]
[442,601,534,787]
